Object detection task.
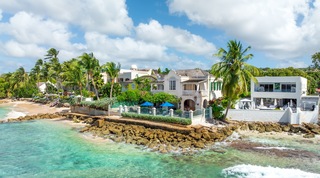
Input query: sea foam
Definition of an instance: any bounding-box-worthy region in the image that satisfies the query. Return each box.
[222,164,320,178]
[254,146,294,150]
[5,110,26,119]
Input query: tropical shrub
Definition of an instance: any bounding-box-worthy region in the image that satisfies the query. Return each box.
[121,112,191,125]
[76,98,116,110]
[209,98,225,120]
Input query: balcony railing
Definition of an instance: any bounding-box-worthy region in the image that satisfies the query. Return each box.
[182,90,208,96]
[254,89,296,93]
[183,90,196,96]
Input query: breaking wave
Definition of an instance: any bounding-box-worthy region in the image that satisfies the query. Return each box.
[222,164,320,178]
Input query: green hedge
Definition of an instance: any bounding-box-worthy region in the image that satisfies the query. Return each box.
[121,112,191,125]
[74,98,116,111]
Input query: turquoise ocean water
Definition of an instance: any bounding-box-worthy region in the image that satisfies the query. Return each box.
[0,106,319,178]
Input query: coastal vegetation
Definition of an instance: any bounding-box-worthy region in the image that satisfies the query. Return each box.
[0,45,319,116]
[121,112,192,125]
[211,40,260,120]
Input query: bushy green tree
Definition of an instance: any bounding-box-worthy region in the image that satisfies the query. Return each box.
[100,83,121,98]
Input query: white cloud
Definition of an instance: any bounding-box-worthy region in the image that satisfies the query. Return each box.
[0,9,2,21]
[168,0,320,60]
[83,32,209,69]
[84,32,169,64]
[136,20,216,56]
[277,60,308,68]
[0,11,72,49]
[1,40,46,58]
[0,0,133,35]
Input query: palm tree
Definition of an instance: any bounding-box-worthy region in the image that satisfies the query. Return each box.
[30,59,43,87]
[45,48,62,90]
[41,62,50,82]
[3,73,13,97]
[102,62,121,99]
[211,40,260,120]
[12,67,28,89]
[79,52,100,100]
[62,59,85,98]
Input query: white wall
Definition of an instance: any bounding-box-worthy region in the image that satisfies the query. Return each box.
[297,106,319,124]
[229,107,319,124]
[228,109,289,123]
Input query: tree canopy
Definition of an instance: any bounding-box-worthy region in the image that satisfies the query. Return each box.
[211,40,260,120]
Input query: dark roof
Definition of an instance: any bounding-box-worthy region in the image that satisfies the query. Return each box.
[175,69,208,77]
[181,79,206,83]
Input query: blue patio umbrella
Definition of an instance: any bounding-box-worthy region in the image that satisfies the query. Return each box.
[140,101,153,107]
[160,102,174,107]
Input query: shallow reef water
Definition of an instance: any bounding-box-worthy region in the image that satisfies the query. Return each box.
[0,107,319,178]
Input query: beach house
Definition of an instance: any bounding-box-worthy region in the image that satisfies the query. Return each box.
[251,76,308,109]
[101,65,155,91]
[151,69,222,111]
[229,76,319,124]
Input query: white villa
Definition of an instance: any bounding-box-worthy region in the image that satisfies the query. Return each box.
[151,69,222,111]
[251,76,308,109]
[102,65,154,91]
[230,76,319,124]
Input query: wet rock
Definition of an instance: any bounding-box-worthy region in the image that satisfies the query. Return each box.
[102,129,110,135]
[303,133,315,138]
[158,145,168,153]
[290,125,301,133]
[193,141,205,149]
[80,127,90,133]
[248,123,257,130]
[190,132,202,140]
[136,138,149,145]
[311,128,320,134]
[93,119,104,128]
[7,118,18,123]
[178,141,192,148]
[281,125,290,132]
[112,137,124,143]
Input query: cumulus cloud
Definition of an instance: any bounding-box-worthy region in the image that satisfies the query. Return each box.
[136,20,216,56]
[84,32,170,64]
[0,0,133,35]
[83,32,209,69]
[0,11,72,49]
[0,40,46,58]
[168,0,320,60]
[0,9,2,21]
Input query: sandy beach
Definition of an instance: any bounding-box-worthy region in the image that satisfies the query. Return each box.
[0,100,69,117]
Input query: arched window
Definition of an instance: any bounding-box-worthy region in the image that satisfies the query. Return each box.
[169,77,176,90]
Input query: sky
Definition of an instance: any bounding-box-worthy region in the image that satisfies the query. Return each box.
[0,0,320,74]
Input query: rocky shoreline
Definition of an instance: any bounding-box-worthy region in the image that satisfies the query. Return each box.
[1,112,320,154]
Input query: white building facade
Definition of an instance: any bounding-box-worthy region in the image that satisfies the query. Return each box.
[229,76,319,124]
[251,76,308,109]
[151,69,222,111]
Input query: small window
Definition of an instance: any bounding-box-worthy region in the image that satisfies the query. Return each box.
[169,77,176,90]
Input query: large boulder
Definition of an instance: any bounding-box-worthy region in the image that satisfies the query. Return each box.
[281,125,291,132]
[178,141,192,148]
[193,141,205,149]
[93,119,104,128]
[189,132,202,140]
[303,133,315,138]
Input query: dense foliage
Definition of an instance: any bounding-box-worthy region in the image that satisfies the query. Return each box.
[121,112,191,125]
[76,98,116,111]
[117,90,179,105]
[260,67,318,94]
[209,98,227,120]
